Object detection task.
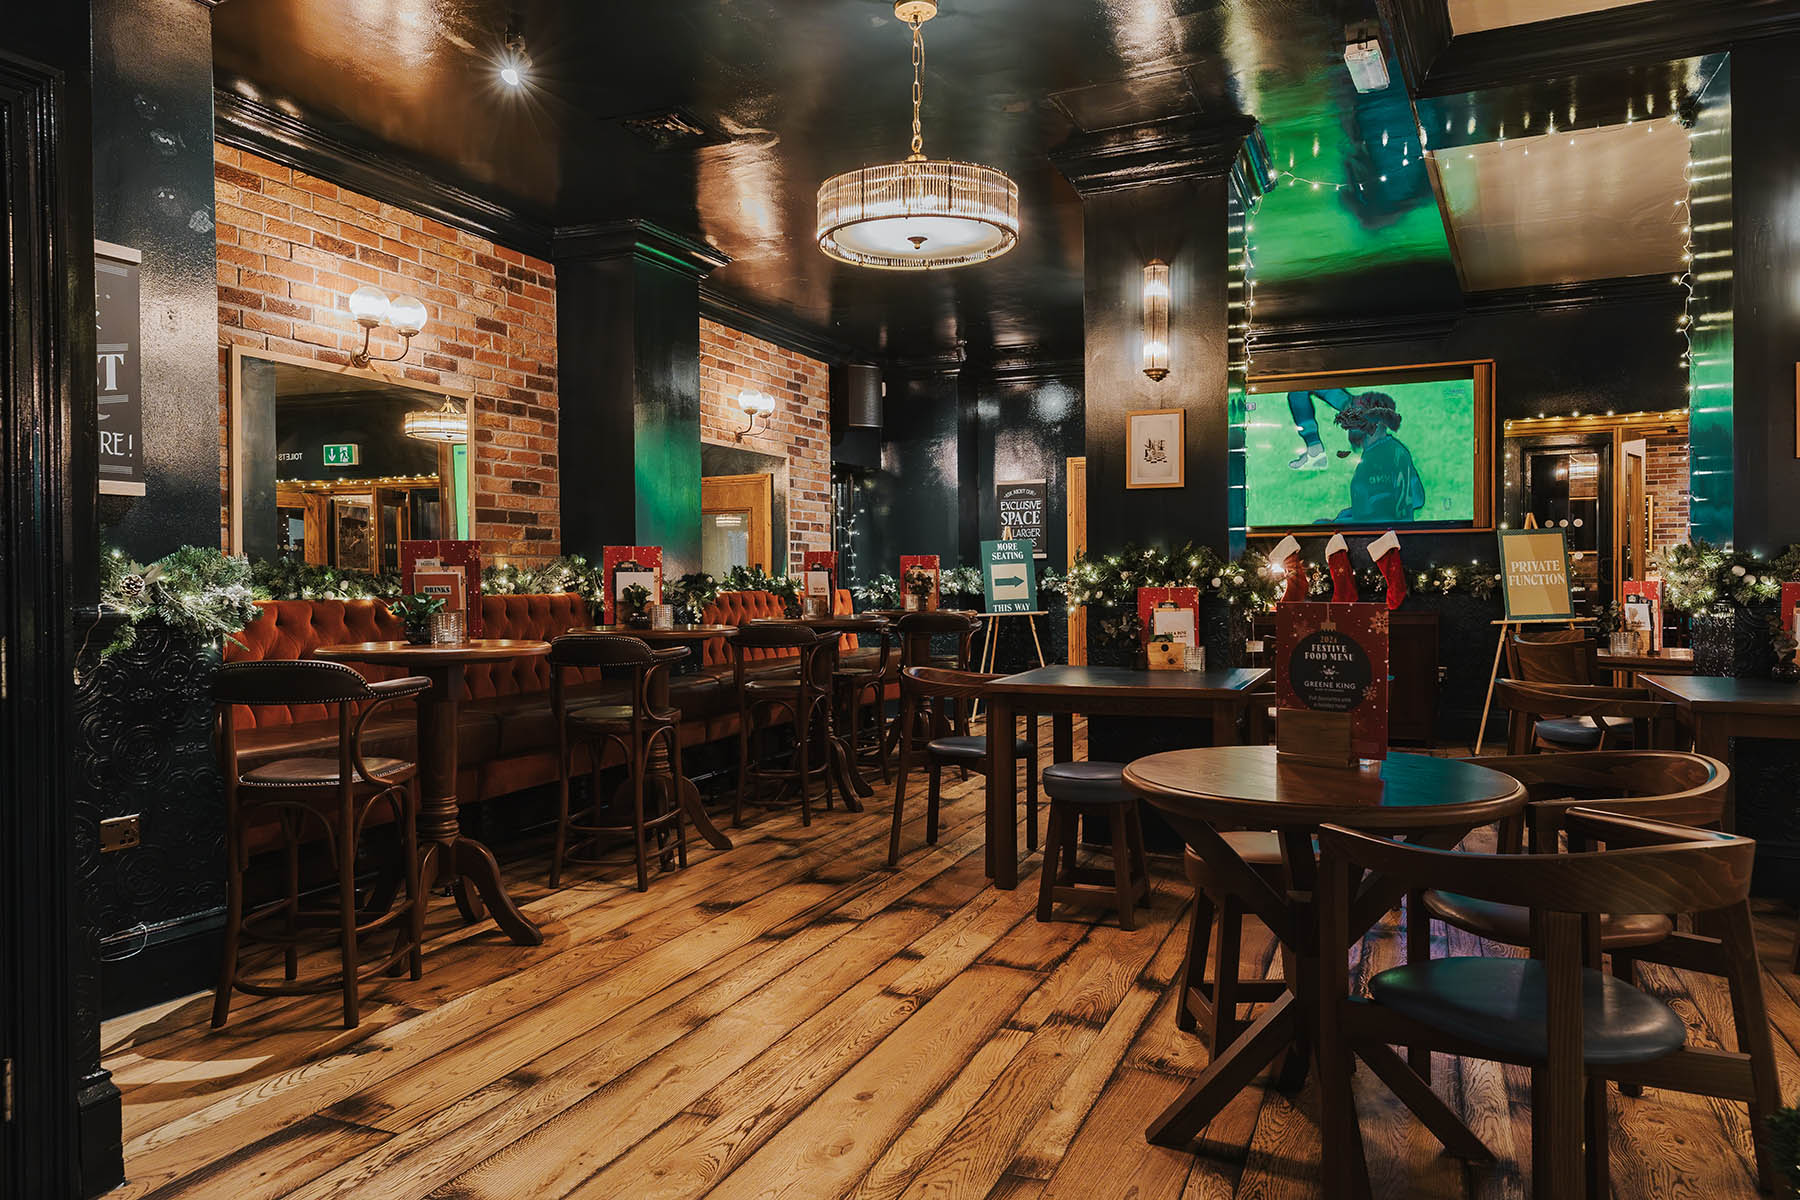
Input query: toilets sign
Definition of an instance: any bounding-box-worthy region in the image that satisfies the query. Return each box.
[982,539,1038,614]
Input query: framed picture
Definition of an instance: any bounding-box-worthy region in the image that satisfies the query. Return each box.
[1126,408,1185,489]
[332,497,374,570]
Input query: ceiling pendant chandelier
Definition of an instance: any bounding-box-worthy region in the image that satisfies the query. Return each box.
[815,0,1019,271]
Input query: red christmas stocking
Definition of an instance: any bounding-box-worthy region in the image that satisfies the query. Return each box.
[1369,530,1407,611]
[1326,533,1358,603]
[1268,534,1307,603]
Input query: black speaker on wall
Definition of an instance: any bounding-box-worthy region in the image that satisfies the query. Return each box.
[846,363,883,429]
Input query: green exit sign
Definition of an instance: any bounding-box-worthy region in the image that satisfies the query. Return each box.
[322,443,360,467]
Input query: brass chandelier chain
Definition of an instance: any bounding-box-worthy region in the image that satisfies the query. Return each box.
[909,16,924,159]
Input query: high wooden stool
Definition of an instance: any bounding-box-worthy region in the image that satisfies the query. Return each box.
[732,622,834,826]
[212,659,429,1030]
[836,620,895,782]
[1035,761,1150,930]
[549,632,691,892]
[1179,834,1290,1049]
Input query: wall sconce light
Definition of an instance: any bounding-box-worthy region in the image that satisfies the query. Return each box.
[348,285,428,368]
[1142,259,1170,382]
[734,388,777,441]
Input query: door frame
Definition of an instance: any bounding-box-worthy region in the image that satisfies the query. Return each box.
[0,43,107,1197]
[701,472,775,574]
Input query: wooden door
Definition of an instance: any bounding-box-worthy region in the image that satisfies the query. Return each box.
[1620,439,1649,591]
[1066,456,1087,665]
[702,473,774,574]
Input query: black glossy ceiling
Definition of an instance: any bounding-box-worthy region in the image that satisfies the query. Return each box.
[210,0,1719,360]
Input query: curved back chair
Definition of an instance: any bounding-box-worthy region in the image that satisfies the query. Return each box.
[731,622,833,827]
[212,658,430,1029]
[889,666,1038,867]
[1507,630,1599,684]
[548,633,690,892]
[1503,632,1631,751]
[1317,811,1774,1198]
[888,612,981,762]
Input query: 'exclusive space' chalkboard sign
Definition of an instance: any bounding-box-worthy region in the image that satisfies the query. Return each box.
[95,240,146,496]
[996,479,1047,559]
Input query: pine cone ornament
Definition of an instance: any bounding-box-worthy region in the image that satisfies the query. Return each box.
[119,573,146,600]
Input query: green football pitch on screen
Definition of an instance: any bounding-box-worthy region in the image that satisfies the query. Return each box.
[1243,377,1478,529]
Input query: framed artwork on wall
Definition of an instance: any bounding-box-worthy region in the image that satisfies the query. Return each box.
[1126,408,1184,489]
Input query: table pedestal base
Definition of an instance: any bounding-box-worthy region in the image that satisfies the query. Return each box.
[418,835,543,946]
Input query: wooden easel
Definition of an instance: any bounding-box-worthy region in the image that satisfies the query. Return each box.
[971,610,1047,720]
[1474,514,1593,754]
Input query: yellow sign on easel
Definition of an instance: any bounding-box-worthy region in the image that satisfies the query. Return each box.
[1475,515,1590,753]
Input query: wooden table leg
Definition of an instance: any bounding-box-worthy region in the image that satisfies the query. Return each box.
[1052,711,1073,764]
[1147,993,1298,1147]
[413,665,542,947]
[1691,711,1733,831]
[650,663,733,850]
[988,694,1019,889]
[1211,699,1242,746]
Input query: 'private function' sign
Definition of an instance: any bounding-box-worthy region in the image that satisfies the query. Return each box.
[1497,529,1575,620]
[95,240,146,496]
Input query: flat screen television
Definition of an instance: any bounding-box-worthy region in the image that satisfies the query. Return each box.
[1243,360,1494,534]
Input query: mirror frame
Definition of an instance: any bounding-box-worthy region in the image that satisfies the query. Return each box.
[227,344,478,557]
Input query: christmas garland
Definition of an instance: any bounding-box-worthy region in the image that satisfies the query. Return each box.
[98,547,262,658]
[1065,544,1283,611]
[1658,539,1787,612]
[481,554,603,603]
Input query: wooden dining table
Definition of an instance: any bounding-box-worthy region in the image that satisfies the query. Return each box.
[982,665,1270,889]
[1597,646,1695,687]
[1642,673,1800,831]
[1123,745,1527,1154]
[588,624,739,851]
[749,613,890,807]
[316,638,549,946]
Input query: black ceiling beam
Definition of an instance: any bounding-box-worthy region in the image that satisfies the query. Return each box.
[1464,274,1684,314]
[698,286,857,367]
[1384,0,1800,98]
[214,89,554,258]
[1051,112,1257,196]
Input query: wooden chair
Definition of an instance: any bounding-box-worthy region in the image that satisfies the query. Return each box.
[732,622,834,827]
[1318,810,1779,1199]
[1408,751,1730,1079]
[885,612,979,764]
[888,666,1037,867]
[1505,632,1651,751]
[836,620,896,783]
[1176,835,1291,1048]
[212,659,429,1030]
[548,632,690,892]
[1037,760,1151,930]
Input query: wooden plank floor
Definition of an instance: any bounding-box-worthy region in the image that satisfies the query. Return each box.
[104,721,1796,1199]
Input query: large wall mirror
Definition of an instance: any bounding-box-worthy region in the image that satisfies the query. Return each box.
[229,346,474,573]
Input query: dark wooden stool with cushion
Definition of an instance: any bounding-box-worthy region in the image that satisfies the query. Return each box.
[1036,761,1150,931]
[732,622,834,827]
[836,619,896,783]
[888,666,1037,866]
[1178,833,1290,1049]
[1318,810,1778,1199]
[549,632,690,892]
[212,659,430,1030]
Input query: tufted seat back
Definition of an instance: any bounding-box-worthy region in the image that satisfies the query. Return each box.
[225,600,406,729]
[700,590,789,665]
[465,592,598,699]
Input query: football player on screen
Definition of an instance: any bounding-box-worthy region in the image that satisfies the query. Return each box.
[1313,391,1425,524]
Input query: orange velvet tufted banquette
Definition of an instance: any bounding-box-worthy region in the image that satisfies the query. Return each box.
[465,592,598,699]
[699,591,791,666]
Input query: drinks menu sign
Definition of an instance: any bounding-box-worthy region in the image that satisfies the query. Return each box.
[1276,602,1390,761]
[1497,529,1575,620]
[401,540,482,636]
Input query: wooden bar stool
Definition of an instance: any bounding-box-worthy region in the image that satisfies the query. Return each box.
[1177,833,1290,1049]
[211,659,429,1030]
[732,622,834,826]
[548,632,690,892]
[1036,761,1150,930]
[836,620,896,782]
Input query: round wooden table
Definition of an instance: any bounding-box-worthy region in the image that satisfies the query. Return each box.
[749,614,889,804]
[589,625,737,850]
[316,639,549,946]
[1123,745,1526,1152]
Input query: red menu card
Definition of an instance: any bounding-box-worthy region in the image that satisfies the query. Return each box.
[601,545,663,625]
[803,550,838,606]
[401,540,482,636]
[1137,587,1200,649]
[1275,602,1390,761]
[1623,579,1664,652]
[899,554,940,610]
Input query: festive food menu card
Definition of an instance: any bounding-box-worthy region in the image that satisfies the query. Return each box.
[1275,602,1390,761]
[899,554,940,610]
[601,545,663,625]
[401,540,482,636]
[1783,582,1800,642]
[1136,587,1200,648]
[803,551,837,595]
[1623,579,1663,651]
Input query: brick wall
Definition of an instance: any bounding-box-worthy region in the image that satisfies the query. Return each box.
[213,143,559,561]
[698,318,831,573]
[1645,433,1689,558]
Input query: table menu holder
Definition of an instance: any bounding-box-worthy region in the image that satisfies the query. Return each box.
[1276,710,1357,769]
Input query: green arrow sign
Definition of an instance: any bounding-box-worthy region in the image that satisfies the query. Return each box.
[981,539,1038,614]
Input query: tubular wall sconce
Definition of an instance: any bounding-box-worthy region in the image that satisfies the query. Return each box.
[1142,260,1170,382]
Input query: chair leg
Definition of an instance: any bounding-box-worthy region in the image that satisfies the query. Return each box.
[550,745,572,887]
[1110,804,1137,932]
[630,750,650,893]
[733,712,752,828]
[1609,953,1644,1098]
[1531,1062,1585,1200]
[1718,902,1783,1194]
[795,704,812,827]
[212,830,244,1030]
[283,813,301,981]
[926,760,942,846]
[338,805,361,1030]
[1406,890,1431,1081]
[1025,753,1039,854]
[669,731,689,870]
[1211,895,1244,1050]
[404,781,424,981]
[1178,890,1215,1034]
[1124,802,1150,909]
[1583,1077,1610,1200]
[1036,802,1064,923]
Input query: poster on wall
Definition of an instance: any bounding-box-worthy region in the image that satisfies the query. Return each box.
[996,480,1048,558]
[1497,529,1575,620]
[981,540,1037,614]
[401,540,483,636]
[95,240,146,496]
[1275,602,1390,762]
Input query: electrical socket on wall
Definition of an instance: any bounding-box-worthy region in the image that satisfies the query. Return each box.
[99,814,141,852]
